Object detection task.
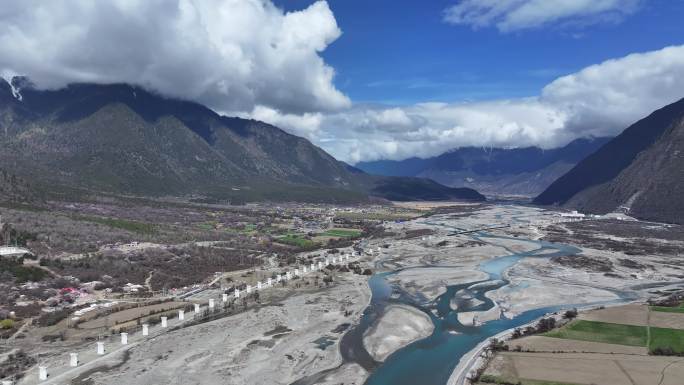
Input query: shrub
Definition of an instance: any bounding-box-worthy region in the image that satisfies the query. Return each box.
[536,317,556,333]
[650,347,684,356]
[0,319,15,329]
[35,309,69,327]
[489,338,509,352]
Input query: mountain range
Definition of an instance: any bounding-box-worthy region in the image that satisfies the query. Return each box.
[356,137,611,197]
[0,77,484,204]
[535,98,684,224]
[1,76,682,221]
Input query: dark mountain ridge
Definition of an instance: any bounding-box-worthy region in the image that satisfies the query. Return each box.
[535,98,684,224]
[0,77,484,203]
[356,137,611,197]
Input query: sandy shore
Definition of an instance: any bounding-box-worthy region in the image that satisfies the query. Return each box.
[21,271,371,385]
[386,268,488,302]
[100,274,369,385]
[457,304,501,326]
[363,304,434,362]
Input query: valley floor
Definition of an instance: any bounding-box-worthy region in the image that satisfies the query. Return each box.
[7,203,684,385]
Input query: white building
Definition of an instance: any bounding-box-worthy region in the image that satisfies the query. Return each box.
[0,246,31,258]
[559,210,585,219]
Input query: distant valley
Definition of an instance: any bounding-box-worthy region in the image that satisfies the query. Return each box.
[356,137,611,198]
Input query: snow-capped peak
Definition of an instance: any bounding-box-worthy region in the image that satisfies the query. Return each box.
[7,76,36,102]
[9,80,23,101]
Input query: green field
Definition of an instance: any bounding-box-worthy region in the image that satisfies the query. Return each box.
[197,222,216,231]
[649,327,684,354]
[323,228,362,237]
[277,234,315,248]
[478,374,580,385]
[335,212,417,221]
[544,320,648,347]
[242,224,257,232]
[650,305,684,314]
[544,319,684,354]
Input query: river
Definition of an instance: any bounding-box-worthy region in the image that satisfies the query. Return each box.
[362,219,589,385]
[293,208,630,385]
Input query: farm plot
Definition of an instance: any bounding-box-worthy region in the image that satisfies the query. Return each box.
[276,234,316,248]
[322,228,362,238]
[649,310,684,329]
[649,327,684,354]
[480,352,684,385]
[578,303,648,326]
[544,320,648,347]
[506,335,647,355]
[650,305,684,314]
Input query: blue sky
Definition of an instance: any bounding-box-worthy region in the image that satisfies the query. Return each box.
[275,0,684,105]
[2,1,684,162]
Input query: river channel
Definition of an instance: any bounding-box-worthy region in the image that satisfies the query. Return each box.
[294,209,632,385]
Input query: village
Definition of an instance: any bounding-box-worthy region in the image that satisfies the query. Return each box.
[0,199,422,384]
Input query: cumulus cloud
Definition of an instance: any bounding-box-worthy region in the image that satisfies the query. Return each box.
[443,0,642,32]
[246,105,324,141]
[311,100,566,163]
[1,2,681,165]
[541,45,684,137]
[0,0,349,114]
[249,45,684,164]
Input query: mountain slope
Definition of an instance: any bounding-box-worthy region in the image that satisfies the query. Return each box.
[356,137,610,197]
[366,176,485,202]
[0,168,33,202]
[535,98,684,224]
[0,77,484,203]
[1,79,358,189]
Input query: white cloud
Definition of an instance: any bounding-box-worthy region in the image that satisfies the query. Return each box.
[0,0,350,114]
[245,105,324,141]
[443,0,642,32]
[1,2,681,166]
[313,100,570,163]
[250,45,684,164]
[541,45,684,137]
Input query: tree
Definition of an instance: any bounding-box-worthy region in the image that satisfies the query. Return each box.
[536,317,556,333]
[563,308,578,319]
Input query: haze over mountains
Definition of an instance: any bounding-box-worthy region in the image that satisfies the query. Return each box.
[535,98,684,224]
[356,138,611,197]
[0,77,484,204]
